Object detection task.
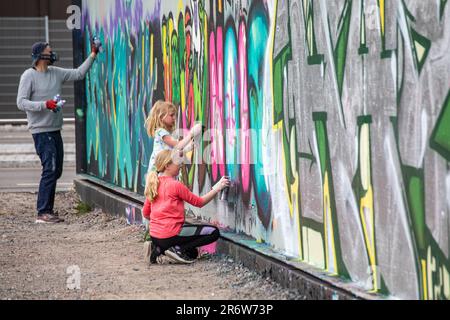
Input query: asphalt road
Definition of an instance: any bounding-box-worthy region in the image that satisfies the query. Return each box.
[0,124,76,193]
[0,124,76,144]
[0,166,76,193]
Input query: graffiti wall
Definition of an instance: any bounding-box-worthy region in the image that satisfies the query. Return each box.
[81,0,450,299]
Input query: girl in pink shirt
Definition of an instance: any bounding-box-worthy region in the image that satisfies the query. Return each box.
[142,100,202,231]
[143,149,230,264]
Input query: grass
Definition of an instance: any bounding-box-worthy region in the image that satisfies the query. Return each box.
[75,201,92,215]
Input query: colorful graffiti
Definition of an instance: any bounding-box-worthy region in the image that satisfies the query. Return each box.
[81,0,450,300]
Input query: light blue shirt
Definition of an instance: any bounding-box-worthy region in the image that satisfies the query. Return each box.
[148,128,173,172]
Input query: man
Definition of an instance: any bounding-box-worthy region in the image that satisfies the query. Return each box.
[17,40,100,223]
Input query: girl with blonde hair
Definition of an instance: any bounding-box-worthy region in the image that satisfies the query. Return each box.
[143,149,230,264]
[142,100,203,256]
[144,100,202,172]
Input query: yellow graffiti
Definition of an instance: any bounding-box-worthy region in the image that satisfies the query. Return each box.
[275,129,300,218]
[169,16,174,100]
[302,227,325,268]
[324,171,338,275]
[290,129,302,260]
[444,266,450,299]
[162,21,169,98]
[303,0,309,21]
[177,0,183,14]
[150,33,154,82]
[359,123,378,292]
[422,258,429,300]
[426,246,450,300]
[379,0,385,37]
[360,186,377,292]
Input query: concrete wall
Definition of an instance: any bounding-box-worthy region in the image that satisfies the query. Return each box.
[80,0,450,300]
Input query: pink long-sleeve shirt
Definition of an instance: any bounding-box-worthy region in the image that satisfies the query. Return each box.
[142,176,205,239]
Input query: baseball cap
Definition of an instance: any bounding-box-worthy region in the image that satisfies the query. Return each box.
[31,42,49,66]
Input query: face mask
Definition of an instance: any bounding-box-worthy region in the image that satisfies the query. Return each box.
[39,52,59,65]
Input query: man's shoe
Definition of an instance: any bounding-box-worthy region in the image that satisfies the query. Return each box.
[165,247,195,264]
[49,210,65,222]
[35,214,63,224]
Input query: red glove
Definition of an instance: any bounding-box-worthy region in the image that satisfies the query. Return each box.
[45,99,57,111]
[91,42,99,54]
[91,37,102,54]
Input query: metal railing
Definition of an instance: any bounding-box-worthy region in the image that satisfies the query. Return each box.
[0,16,74,121]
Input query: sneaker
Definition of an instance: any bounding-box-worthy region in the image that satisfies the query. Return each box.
[165,247,195,264]
[185,248,199,259]
[35,214,63,224]
[149,244,164,264]
[49,210,59,217]
[49,210,65,222]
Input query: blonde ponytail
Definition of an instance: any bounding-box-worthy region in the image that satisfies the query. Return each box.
[144,149,176,202]
[144,171,160,202]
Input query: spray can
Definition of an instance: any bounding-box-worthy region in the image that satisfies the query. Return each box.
[52,94,66,113]
[220,176,230,201]
[92,36,103,53]
[52,94,60,113]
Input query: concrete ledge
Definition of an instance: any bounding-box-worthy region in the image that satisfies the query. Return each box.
[74,175,145,225]
[74,175,383,300]
[215,234,377,300]
[0,118,75,125]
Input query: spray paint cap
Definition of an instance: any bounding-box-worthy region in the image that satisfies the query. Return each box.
[92,36,104,53]
[52,94,65,112]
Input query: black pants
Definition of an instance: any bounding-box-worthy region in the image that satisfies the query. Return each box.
[32,131,64,215]
[151,224,220,256]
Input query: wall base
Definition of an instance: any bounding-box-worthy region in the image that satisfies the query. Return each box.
[74,175,383,300]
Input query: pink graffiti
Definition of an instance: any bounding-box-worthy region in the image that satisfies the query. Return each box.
[209,28,225,182]
[185,10,192,129]
[239,19,251,204]
[225,84,236,145]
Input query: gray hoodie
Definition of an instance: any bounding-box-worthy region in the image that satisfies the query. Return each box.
[16,56,94,134]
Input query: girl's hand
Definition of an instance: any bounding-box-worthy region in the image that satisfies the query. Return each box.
[190,123,203,138]
[212,176,230,192]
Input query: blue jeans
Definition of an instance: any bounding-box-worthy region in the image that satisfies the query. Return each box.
[32,131,64,215]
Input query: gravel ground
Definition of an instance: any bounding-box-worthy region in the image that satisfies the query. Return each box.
[0,190,306,300]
